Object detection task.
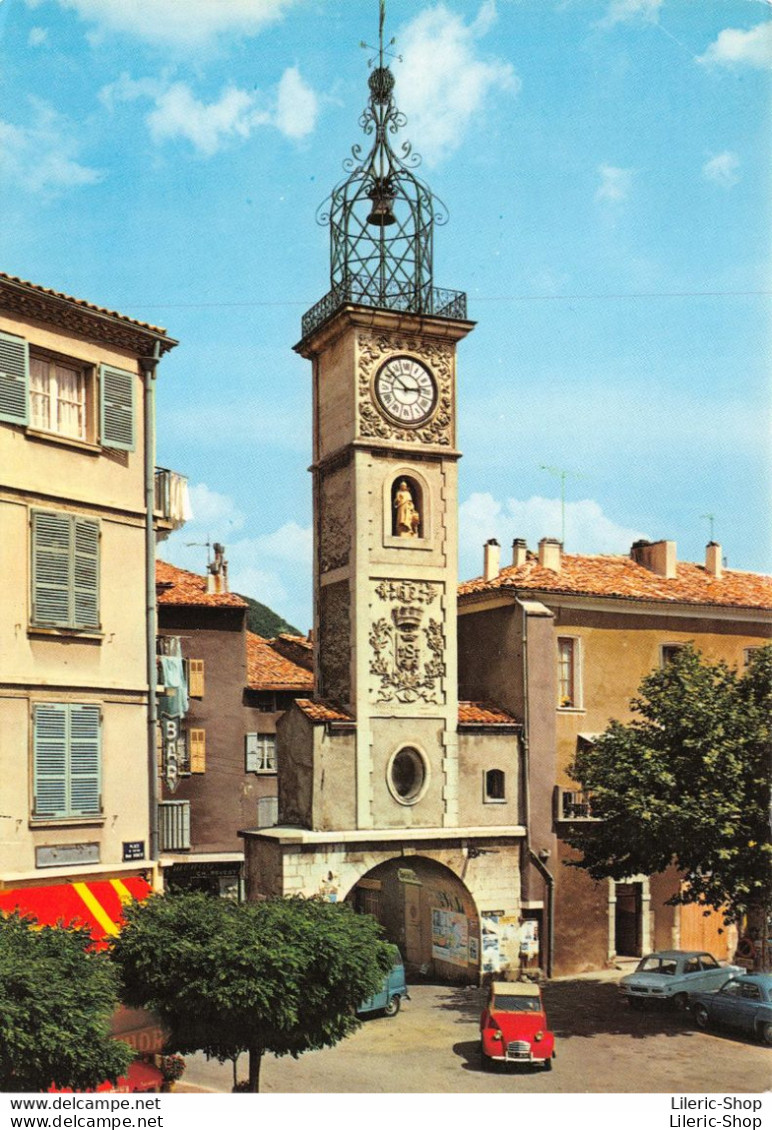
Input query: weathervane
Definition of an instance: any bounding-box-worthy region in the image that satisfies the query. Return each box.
[301,0,467,338]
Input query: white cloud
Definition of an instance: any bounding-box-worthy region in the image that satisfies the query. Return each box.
[186,482,246,534]
[458,492,649,580]
[28,26,48,45]
[702,150,741,189]
[0,101,103,192]
[595,163,633,204]
[395,2,520,166]
[597,0,663,27]
[101,68,318,155]
[697,22,772,69]
[274,66,318,140]
[147,83,263,157]
[45,0,301,49]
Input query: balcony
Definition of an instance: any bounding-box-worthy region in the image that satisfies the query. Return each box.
[154,467,191,537]
[556,788,595,821]
[301,279,468,340]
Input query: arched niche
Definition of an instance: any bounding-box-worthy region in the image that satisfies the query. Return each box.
[382,467,432,548]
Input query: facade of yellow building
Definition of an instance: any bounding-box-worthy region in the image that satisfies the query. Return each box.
[0,271,179,909]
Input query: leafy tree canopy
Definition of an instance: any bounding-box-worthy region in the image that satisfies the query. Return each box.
[111,892,393,1091]
[237,593,300,638]
[0,914,132,1093]
[567,644,772,931]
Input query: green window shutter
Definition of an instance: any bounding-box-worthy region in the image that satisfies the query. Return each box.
[31,510,72,626]
[33,704,68,817]
[0,331,29,425]
[73,518,100,629]
[100,365,135,451]
[68,704,101,815]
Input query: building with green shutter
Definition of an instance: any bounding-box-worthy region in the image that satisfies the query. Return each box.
[0,271,183,915]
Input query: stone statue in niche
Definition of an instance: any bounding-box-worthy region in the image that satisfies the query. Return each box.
[394,480,421,538]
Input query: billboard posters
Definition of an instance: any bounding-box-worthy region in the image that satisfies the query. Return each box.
[431,908,469,967]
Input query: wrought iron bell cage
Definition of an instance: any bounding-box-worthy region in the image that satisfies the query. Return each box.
[302,58,466,340]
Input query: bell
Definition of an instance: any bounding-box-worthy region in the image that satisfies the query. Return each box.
[366,182,396,227]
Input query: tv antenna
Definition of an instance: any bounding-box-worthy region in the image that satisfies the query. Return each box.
[539,465,588,548]
[700,513,716,542]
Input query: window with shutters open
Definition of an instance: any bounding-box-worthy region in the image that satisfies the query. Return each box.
[33,703,101,819]
[31,509,100,631]
[0,331,30,426]
[100,365,135,451]
[245,733,277,774]
[30,353,93,442]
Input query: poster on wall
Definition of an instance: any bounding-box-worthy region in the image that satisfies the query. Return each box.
[481,910,503,973]
[431,908,469,967]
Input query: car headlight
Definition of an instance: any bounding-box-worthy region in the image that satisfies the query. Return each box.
[534,1031,543,1042]
[491,1031,502,1041]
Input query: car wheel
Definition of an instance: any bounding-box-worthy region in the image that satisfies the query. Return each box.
[542,1057,553,1072]
[694,1004,710,1031]
[383,995,401,1018]
[673,992,689,1012]
[758,1022,772,1047]
[480,1048,492,1072]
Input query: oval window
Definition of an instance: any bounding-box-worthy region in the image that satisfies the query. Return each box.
[388,746,427,804]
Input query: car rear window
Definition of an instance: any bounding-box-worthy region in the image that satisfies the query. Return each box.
[493,994,541,1012]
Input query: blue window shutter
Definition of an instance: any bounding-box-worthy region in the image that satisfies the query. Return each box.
[100,365,135,451]
[33,704,68,817]
[68,704,101,815]
[0,331,29,425]
[73,518,100,629]
[31,510,72,626]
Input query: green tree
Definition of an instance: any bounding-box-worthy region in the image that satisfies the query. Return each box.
[567,645,772,966]
[111,892,393,1092]
[0,914,132,1092]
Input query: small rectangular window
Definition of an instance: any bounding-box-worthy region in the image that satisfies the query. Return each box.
[246,733,277,774]
[187,659,205,698]
[557,637,580,708]
[30,356,90,441]
[660,644,684,667]
[189,729,206,773]
[484,768,506,803]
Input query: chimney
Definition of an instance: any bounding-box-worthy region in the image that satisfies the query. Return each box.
[483,538,501,582]
[512,538,528,568]
[206,543,229,594]
[538,537,562,572]
[630,539,676,579]
[705,542,722,579]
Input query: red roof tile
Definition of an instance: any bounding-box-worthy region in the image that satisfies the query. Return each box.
[246,632,314,692]
[155,559,248,608]
[294,699,353,723]
[459,554,772,610]
[0,270,173,339]
[458,701,520,726]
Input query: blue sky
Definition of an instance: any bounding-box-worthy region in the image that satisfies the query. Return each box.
[2,0,769,632]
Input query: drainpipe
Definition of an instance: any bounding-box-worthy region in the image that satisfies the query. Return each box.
[142,342,161,869]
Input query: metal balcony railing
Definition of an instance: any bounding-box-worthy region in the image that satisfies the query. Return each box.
[301,279,468,340]
[557,788,594,820]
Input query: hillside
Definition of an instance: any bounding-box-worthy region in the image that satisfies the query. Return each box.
[237,593,302,639]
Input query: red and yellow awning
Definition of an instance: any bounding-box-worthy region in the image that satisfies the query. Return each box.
[0,877,152,945]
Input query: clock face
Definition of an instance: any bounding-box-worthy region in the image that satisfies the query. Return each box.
[374,356,438,426]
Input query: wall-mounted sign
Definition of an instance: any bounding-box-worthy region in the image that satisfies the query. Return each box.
[36,843,100,869]
[397,868,422,886]
[160,714,180,793]
[122,841,146,862]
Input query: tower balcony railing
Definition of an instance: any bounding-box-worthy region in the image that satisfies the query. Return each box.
[301,277,468,340]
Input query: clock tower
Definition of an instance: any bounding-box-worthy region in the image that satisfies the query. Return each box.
[243,4,527,984]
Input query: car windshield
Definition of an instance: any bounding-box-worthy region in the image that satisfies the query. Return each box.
[492,994,541,1012]
[636,956,677,976]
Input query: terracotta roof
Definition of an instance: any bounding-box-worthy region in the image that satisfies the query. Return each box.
[458,701,520,726]
[270,634,314,672]
[294,699,353,723]
[459,554,772,611]
[155,559,248,608]
[0,271,173,339]
[246,632,314,692]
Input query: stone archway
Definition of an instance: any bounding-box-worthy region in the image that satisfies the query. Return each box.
[346,856,480,984]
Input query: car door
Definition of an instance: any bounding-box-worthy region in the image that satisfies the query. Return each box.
[697,953,726,990]
[708,980,744,1027]
[735,982,763,1036]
